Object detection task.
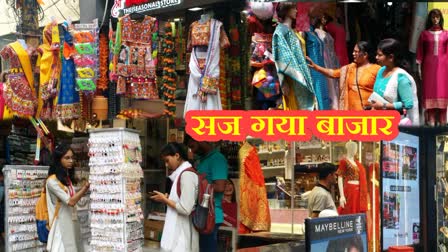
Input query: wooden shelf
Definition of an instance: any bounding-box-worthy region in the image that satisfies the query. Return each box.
[297,145,322,150]
[262,165,286,170]
[298,161,329,165]
[258,150,286,155]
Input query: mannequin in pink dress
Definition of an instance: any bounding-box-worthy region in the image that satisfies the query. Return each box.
[417,9,448,126]
[324,13,349,66]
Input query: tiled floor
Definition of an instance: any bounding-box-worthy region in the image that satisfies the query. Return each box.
[143,240,161,252]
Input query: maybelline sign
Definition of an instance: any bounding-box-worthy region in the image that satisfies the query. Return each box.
[111,0,183,18]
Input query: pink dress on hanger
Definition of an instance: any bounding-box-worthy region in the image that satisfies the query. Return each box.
[416,30,448,109]
[325,22,349,66]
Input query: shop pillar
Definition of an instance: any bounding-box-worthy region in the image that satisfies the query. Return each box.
[79,0,109,23]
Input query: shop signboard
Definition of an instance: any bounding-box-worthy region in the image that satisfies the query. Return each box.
[381,132,420,250]
[111,0,183,18]
[305,214,367,252]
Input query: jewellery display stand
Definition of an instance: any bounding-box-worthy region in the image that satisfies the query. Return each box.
[88,128,144,252]
[71,137,91,250]
[3,165,49,252]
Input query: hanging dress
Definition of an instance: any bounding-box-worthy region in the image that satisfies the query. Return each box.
[37,22,61,119]
[0,41,38,117]
[115,14,159,99]
[57,21,80,120]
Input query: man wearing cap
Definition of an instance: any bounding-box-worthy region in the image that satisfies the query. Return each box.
[307,162,338,218]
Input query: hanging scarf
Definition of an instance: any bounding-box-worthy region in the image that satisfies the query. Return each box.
[272,23,315,111]
[161,161,193,251]
[382,68,420,125]
[184,19,223,116]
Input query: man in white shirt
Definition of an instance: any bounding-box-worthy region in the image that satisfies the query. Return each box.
[307,162,338,218]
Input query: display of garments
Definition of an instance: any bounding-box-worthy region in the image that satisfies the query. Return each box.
[373,67,420,125]
[331,63,380,110]
[187,19,230,51]
[184,18,230,116]
[272,23,315,111]
[115,14,158,99]
[250,33,273,68]
[238,142,270,233]
[325,22,349,66]
[37,22,61,119]
[306,27,330,110]
[57,22,80,120]
[0,82,13,120]
[315,28,340,110]
[0,41,37,117]
[416,30,448,109]
[337,159,368,215]
[46,177,83,252]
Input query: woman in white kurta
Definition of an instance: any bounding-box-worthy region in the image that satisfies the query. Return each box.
[46,144,90,252]
[151,143,199,252]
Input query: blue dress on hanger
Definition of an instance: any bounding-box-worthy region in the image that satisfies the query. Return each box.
[57,22,80,119]
[306,26,330,110]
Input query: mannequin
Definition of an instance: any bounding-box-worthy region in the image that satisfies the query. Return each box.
[306,10,330,110]
[416,9,448,126]
[324,12,349,66]
[315,12,340,110]
[272,2,315,111]
[183,11,230,116]
[239,141,270,233]
[337,141,368,215]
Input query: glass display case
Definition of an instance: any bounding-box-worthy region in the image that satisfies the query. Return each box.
[246,137,380,235]
[381,132,420,250]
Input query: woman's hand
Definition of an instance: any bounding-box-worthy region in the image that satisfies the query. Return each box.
[370,100,385,110]
[150,191,169,203]
[82,182,90,194]
[306,56,316,69]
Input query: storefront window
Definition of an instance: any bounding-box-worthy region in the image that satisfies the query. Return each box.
[381,132,420,250]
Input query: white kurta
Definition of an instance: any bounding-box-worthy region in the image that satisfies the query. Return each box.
[161,162,199,252]
[46,178,83,252]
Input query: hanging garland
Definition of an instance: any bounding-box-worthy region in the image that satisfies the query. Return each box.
[97,33,109,91]
[161,22,176,117]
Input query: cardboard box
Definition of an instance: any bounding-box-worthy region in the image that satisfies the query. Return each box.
[144,219,165,241]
